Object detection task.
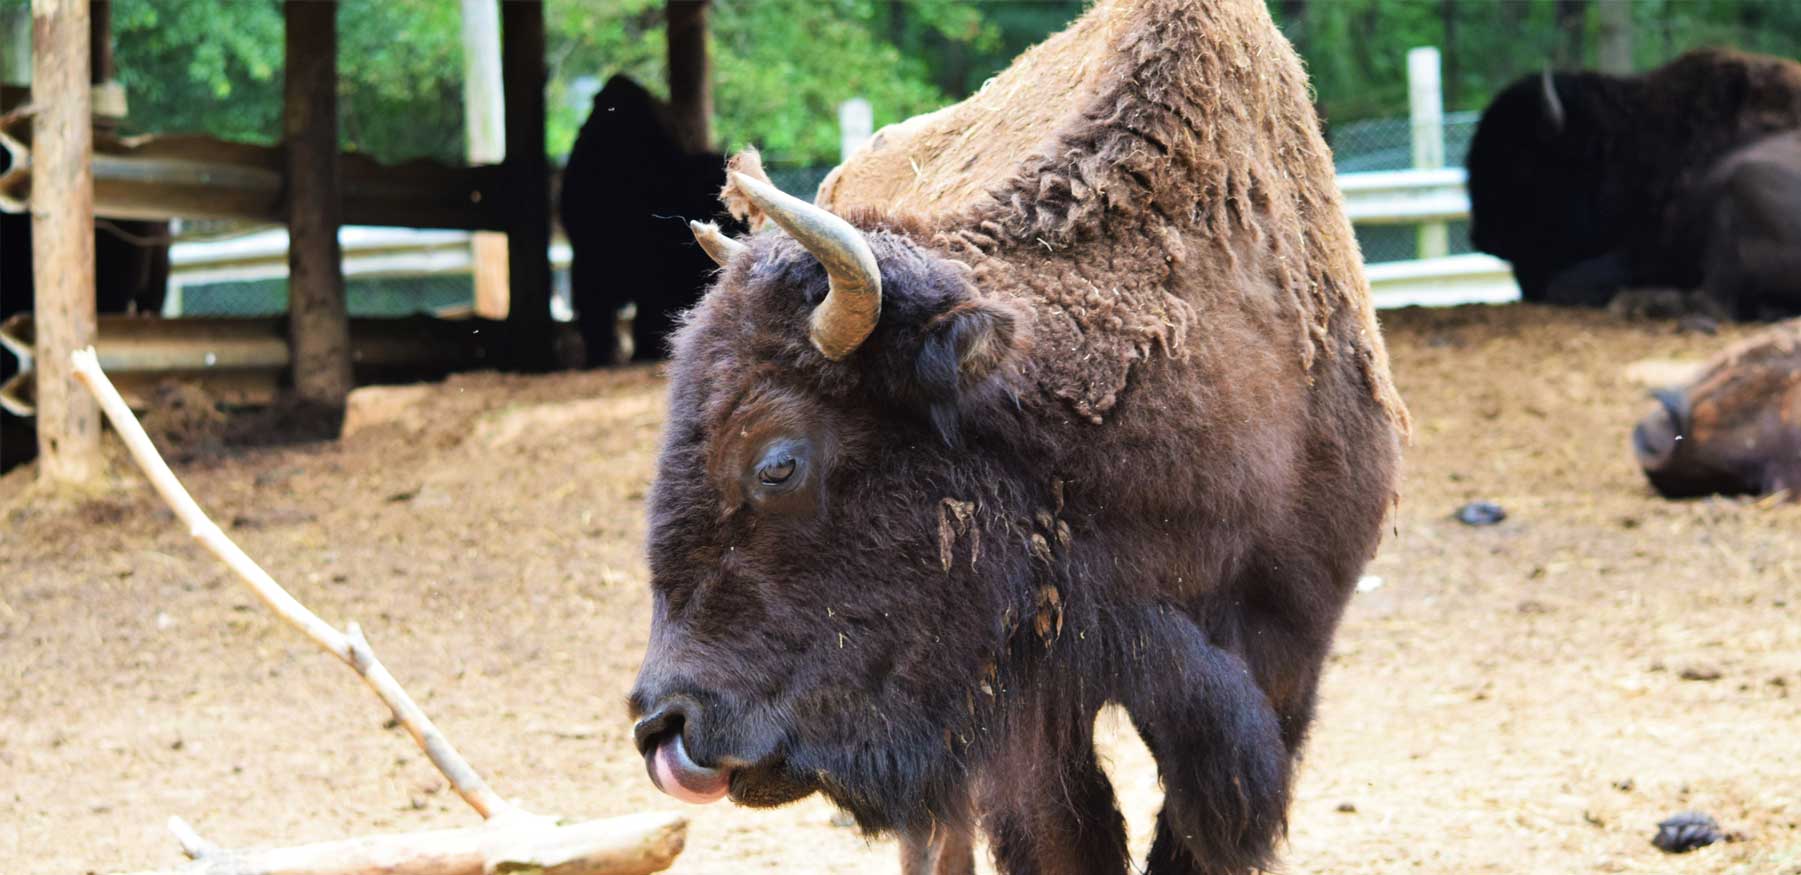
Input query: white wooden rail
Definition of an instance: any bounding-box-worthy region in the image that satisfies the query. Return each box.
[165,167,1518,313]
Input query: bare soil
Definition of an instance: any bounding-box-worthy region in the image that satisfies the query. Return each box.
[3,303,1797,875]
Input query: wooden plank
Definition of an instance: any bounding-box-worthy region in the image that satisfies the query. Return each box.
[461,0,509,318]
[500,0,551,366]
[29,0,99,483]
[283,0,352,406]
[666,0,712,153]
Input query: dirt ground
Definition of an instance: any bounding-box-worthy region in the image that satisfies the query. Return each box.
[3,303,1798,875]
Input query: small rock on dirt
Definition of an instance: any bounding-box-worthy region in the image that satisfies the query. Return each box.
[1455,501,1506,526]
[1652,811,1723,853]
[1678,664,1723,682]
[1335,802,1358,813]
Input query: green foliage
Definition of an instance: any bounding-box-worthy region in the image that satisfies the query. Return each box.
[1274,0,1801,125]
[546,0,1000,165]
[77,0,1801,171]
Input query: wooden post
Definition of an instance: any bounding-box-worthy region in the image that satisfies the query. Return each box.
[1406,46,1448,260]
[460,0,508,319]
[665,0,711,154]
[500,0,550,367]
[30,0,100,483]
[283,0,352,406]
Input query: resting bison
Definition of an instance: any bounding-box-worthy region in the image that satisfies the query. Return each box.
[1663,129,1801,319]
[558,75,735,365]
[625,1,1409,873]
[1465,49,1801,315]
[1635,320,1801,499]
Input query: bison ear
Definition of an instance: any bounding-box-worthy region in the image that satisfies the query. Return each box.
[913,297,1030,442]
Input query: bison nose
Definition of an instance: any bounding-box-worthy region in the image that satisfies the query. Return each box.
[632,697,732,805]
[1634,388,1689,470]
[631,697,696,757]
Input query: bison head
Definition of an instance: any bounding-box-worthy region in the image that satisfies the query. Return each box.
[627,174,1036,832]
[1465,70,1626,303]
[1634,347,1801,499]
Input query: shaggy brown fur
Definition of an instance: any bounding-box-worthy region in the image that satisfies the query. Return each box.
[632,2,1407,874]
[815,0,1408,431]
[1636,319,1801,498]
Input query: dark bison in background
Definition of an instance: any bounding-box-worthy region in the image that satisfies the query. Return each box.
[1636,319,1801,499]
[1466,48,1801,317]
[558,75,737,365]
[625,0,1408,872]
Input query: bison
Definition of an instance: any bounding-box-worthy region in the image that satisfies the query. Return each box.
[624,1,1409,873]
[1465,49,1801,316]
[558,75,736,365]
[1635,319,1801,499]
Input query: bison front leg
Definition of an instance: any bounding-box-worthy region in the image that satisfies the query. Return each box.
[979,736,1131,875]
[900,823,975,875]
[1124,611,1290,875]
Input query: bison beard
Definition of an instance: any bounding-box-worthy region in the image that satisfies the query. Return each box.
[626,1,1406,873]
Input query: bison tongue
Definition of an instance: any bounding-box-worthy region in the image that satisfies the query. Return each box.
[649,735,730,804]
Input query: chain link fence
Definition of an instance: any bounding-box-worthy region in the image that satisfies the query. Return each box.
[1330,110,1481,264]
[169,111,1477,316]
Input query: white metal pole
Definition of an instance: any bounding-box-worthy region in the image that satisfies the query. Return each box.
[1407,46,1448,259]
[839,97,873,163]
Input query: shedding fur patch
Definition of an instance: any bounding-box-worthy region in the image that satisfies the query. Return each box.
[721,148,774,232]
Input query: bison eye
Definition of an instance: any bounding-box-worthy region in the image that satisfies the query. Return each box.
[758,455,797,486]
[747,438,811,501]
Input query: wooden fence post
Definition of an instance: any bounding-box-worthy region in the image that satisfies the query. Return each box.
[29,0,100,483]
[283,0,353,407]
[1407,46,1448,260]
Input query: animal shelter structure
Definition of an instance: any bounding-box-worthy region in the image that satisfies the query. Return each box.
[1,0,717,484]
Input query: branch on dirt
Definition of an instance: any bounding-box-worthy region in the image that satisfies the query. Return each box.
[70,348,687,875]
[122,811,688,875]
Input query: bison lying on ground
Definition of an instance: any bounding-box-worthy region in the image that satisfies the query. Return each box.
[558,75,736,365]
[1465,49,1801,316]
[1636,320,1801,499]
[1663,129,1801,319]
[625,1,1409,873]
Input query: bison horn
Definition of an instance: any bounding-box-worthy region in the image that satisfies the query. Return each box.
[727,171,881,360]
[689,220,747,266]
[1540,66,1566,133]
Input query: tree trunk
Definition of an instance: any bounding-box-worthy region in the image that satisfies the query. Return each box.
[1278,0,1308,60]
[1440,0,1457,109]
[500,0,551,367]
[282,0,353,408]
[1555,0,1588,68]
[1596,0,1632,74]
[30,0,100,484]
[665,0,711,154]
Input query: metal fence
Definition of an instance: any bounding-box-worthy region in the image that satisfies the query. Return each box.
[169,46,1517,317]
[165,163,1516,317]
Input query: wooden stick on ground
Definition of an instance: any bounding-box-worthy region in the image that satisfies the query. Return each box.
[70,347,686,875]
